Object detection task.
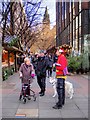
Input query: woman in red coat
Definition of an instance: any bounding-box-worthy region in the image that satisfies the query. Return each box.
[53,49,67,109]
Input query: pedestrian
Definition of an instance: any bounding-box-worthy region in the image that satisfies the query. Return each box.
[47,54,53,78]
[53,54,58,72]
[32,53,39,74]
[17,55,21,70]
[19,57,34,99]
[53,49,67,109]
[35,50,48,96]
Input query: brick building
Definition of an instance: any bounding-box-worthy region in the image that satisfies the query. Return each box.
[56,1,90,54]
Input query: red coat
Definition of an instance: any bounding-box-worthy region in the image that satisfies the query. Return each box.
[56,54,67,76]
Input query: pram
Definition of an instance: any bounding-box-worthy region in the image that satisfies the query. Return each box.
[19,78,36,104]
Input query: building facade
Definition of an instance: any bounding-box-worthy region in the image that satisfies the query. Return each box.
[56,1,90,54]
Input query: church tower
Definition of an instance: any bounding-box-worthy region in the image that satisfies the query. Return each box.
[43,6,50,29]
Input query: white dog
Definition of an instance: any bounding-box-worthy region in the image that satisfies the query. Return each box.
[49,77,57,97]
[49,77,74,99]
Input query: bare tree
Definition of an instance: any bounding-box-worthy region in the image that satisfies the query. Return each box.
[0,0,45,51]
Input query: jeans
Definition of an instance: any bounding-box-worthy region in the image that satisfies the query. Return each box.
[56,78,65,106]
[37,76,46,93]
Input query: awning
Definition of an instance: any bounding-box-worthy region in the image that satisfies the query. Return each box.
[3,45,23,53]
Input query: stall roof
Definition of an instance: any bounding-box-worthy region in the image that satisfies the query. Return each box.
[4,46,23,53]
[3,35,23,53]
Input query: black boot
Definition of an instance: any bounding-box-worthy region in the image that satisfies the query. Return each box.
[39,91,42,94]
[53,104,62,109]
[40,92,45,96]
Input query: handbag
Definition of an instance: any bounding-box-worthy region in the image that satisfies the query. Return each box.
[63,67,68,76]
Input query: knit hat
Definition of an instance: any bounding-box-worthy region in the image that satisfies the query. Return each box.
[59,49,64,53]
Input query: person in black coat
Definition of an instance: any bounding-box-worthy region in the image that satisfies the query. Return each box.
[35,50,48,96]
[47,54,53,78]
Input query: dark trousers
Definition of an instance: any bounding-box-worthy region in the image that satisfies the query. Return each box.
[48,67,52,77]
[37,76,46,93]
[56,78,65,106]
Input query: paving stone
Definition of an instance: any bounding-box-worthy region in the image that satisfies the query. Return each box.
[61,110,86,118]
[81,109,88,118]
[75,103,88,110]
[0,108,2,117]
[16,109,38,118]
[2,108,17,117]
[2,100,19,109]
[39,110,61,118]
[19,100,38,109]
[39,102,55,110]
[2,72,88,118]
[62,103,78,110]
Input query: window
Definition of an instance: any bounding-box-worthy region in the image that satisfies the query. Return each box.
[79,37,81,52]
[69,1,71,13]
[72,1,75,9]
[79,26,81,37]
[73,7,75,19]
[79,0,81,12]
[79,13,81,27]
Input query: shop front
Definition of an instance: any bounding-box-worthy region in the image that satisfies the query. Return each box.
[2,46,23,81]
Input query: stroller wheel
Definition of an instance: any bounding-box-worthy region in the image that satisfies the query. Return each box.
[28,96,31,100]
[19,95,22,101]
[23,98,26,104]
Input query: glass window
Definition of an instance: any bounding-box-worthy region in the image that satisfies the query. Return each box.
[73,1,75,8]
[58,2,60,13]
[73,8,75,19]
[79,13,81,27]
[76,16,78,29]
[79,0,81,12]
[75,38,78,51]
[70,12,72,22]
[79,26,81,37]
[79,37,81,53]
[65,2,66,19]
[76,29,78,39]
[69,1,71,13]
[70,23,72,34]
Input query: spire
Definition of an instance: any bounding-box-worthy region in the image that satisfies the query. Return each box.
[43,6,50,24]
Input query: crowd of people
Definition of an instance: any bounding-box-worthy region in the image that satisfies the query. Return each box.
[18,48,68,109]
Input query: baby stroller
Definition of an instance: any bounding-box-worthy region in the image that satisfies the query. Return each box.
[19,77,36,104]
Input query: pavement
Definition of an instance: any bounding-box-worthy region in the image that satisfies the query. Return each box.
[1,71,88,119]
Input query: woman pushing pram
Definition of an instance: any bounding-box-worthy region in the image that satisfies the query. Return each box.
[19,57,36,103]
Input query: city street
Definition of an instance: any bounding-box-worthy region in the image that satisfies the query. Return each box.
[1,1,90,120]
[2,72,88,119]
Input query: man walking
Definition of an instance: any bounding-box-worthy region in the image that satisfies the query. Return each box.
[35,50,48,96]
[53,49,67,109]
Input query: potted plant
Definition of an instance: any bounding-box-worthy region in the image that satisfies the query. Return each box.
[3,69,8,81]
[67,55,82,74]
